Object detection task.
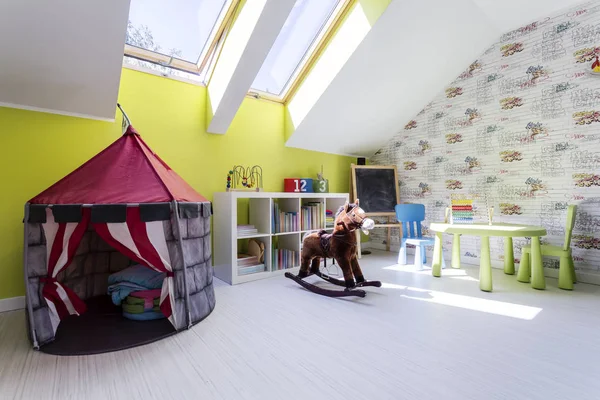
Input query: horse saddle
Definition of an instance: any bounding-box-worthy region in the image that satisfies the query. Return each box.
[318,229,333,256]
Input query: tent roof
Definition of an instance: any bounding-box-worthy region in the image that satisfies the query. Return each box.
[30,126,207,204]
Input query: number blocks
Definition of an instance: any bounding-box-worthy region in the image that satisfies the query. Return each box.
[284,178,314,193]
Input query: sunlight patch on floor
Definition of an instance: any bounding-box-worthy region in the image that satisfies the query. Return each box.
[384,264,479,282]
[450,275,479,282]
[380,282,542,320]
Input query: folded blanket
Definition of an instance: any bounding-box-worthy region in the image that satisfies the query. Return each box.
[107,265,164,306]
[123,310,165,321]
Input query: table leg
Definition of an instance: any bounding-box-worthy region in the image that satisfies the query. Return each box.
[452,234,461,269]
[479,236,493,292]
[432,232,443,277]
[504,237,515,275]
[356,230,361,259]
[530,236,546,290]
[386,216,391,252]
[517,251,531,283]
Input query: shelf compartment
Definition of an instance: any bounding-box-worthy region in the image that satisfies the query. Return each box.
[248,198,272,234]
[272,233,301,271]
[272,198,300,234]
[300,198,325,231]
[326,197,346,229]
[236,236,271,277]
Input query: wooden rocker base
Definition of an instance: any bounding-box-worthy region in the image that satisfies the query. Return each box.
[284,271,381,298]
[313,270,382,288]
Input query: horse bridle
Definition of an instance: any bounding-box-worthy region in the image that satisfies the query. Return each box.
[336,205,366,233]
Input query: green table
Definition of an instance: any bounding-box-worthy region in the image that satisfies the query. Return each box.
[429,223,547,292]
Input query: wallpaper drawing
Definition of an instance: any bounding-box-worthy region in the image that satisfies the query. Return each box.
[370,1,600,274]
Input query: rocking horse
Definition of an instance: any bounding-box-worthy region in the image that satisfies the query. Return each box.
[285,199,382,298]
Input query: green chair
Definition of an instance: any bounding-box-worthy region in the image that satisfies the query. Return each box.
[518,205,577,290]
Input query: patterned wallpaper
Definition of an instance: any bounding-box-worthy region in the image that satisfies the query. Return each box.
[370,1,600,274]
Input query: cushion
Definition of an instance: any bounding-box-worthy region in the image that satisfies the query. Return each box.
[122,302,160,314]
[123,310,165,321]
[128,288,162,309]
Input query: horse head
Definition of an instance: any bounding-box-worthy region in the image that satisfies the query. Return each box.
[336,199,375,235]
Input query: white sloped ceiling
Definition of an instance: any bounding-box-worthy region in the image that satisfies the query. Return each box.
[285,0,588,156]
[0,0,130,121]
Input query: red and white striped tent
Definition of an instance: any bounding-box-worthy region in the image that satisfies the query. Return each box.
[24,126,215,351]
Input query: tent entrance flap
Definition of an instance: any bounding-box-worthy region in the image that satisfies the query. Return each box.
[37,206,180,334]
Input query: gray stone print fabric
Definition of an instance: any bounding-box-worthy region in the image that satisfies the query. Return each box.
[25,209,215,346]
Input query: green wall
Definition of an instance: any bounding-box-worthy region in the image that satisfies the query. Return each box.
[359,0,391,26]
[0,68,355,300]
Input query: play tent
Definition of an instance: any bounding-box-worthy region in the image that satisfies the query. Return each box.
[23,125,215,354]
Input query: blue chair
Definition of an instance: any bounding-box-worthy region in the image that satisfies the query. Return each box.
[395,204,445,270]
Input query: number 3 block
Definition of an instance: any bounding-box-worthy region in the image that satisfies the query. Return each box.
[314,179,329,193]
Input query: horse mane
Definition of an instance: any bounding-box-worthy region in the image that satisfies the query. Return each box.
[335,203,356,217]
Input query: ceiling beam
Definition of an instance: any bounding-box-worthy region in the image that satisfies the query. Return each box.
[207,0,296,134]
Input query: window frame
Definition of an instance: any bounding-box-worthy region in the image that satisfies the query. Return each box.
[248,0,355,104]
[123,0,240,78]
[122,0,355,104]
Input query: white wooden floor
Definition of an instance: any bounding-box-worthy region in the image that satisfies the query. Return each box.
[1,250,599,400]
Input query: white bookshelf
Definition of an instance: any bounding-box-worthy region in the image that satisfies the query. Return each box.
[213,191,349,285]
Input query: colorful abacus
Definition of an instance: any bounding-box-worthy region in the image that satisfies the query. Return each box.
[451,199,474,224]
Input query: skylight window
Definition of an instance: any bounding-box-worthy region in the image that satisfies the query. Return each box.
[251,0,342,97]
[124,0,234,76]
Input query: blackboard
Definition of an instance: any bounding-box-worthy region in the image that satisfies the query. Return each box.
[351,165,399,216]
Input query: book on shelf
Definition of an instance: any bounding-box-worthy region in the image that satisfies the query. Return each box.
[301,202,324,231]
[238,264,265,276]
[272,247,300,270]
[237,224,258,236]
[325,209,334,228]
[272,201,299,233]
[237,254,260,267]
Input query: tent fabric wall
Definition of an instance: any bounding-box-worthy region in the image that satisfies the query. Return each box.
[24,204,215,348]
[167,206,214,329]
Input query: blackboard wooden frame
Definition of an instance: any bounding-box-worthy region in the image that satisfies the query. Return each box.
[350,164,400,217]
